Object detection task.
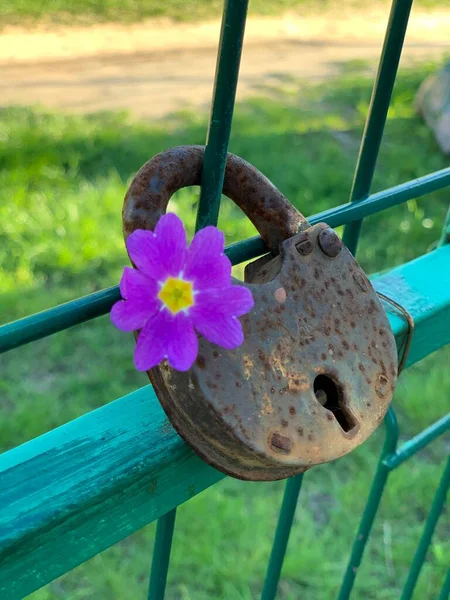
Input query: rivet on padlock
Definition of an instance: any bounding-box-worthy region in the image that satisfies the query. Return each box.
[123,145,398,481]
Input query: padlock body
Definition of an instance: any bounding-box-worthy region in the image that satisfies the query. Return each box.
[149,223,397,481]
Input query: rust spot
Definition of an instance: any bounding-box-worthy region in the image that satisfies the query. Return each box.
[358,363,366,373]
[297,427,304,437]
[289,406,296,416]
[196,355,206,369]
[375,374,389,398]
[281,419,289,428]
[235,381,242,388]
[271,432,292,453]
[353,272,368,292]
[213,350,219,358]
[342,340,350,350]
[296,237,314,256]
[321,353,327,361]
[308,434,314,441]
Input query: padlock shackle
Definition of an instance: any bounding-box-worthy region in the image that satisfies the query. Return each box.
[123,145,308,251]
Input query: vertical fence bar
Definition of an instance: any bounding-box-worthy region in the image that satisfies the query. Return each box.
[261,474,304,600]
[439,205,450,246]
[147,509,177,600]
[438,569,450,600]
[147,3,249,596]
[400,457,450,600]
[338,408,399,599]
[342,0,413,255]
[196,0,249,230]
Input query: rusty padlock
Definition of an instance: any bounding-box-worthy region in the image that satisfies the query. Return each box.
[123,145,397,481]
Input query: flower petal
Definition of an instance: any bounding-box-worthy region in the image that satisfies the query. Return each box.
[195,315,244,350]
[126,229,167,281]
[133,310,198,372]
[184,227,231,289]
[133,314,167,371]
[119,266,159,302]
[154,213,187,277]
[126,214,187,281]
[111,266,161,332]
[110,299,150,332]
[191,285,254,321]
[188,226,225,261]
[166,313,198,372]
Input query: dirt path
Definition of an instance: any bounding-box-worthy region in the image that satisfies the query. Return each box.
[1,9,449,118]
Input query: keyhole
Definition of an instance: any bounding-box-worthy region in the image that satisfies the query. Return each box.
[313,375,355,433]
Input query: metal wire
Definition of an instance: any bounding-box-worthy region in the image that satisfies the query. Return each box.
[376,292,415,374]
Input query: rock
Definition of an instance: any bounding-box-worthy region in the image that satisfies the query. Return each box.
[416,62,450,155]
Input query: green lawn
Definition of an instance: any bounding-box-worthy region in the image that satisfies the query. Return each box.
[0,62,449,598]
[0,0,448,26]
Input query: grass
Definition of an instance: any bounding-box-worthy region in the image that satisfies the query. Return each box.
[0,61,449,599]
[0,0,449,27]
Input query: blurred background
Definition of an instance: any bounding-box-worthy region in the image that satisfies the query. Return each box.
[0,1,449,598]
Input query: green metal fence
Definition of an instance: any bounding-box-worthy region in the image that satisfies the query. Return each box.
[0,0,449,598]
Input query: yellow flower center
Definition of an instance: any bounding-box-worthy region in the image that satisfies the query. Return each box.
[158,277,194,314]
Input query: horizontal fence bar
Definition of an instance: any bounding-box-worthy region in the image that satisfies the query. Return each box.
[383,414,450,470]
[313,167,450,230]
[0,286,121,355]
[1,167,449,355]
[400,457,450,600]
[1,246,450,599]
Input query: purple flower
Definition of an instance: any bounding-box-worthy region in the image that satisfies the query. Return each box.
[111,213,254,372]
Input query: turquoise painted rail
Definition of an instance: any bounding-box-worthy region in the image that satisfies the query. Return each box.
[0,0,449,598]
